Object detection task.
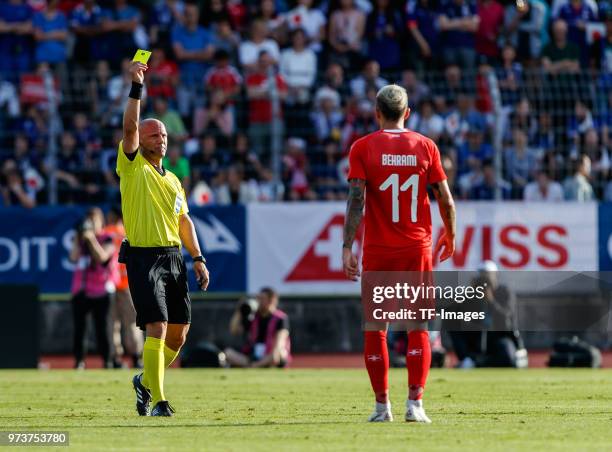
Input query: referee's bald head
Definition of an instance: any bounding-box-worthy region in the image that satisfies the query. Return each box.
[139,118,167,158]
[140,118,165,134]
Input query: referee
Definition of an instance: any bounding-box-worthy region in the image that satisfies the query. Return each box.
[118,61,210,417]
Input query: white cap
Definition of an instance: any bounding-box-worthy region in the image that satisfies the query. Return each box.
[287,137,306,150]
[314,86,341,109]
[477,260,498,272]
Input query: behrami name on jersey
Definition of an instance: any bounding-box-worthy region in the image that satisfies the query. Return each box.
[381,154,417,167]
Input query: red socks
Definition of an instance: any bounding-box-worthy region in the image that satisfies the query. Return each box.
[364,330,431,403]
[364,331,389,403]
[406,330,431,400]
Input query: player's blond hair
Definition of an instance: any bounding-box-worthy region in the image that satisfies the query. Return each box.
[376,84,409,121]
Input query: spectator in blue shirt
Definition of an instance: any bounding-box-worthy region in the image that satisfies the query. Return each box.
[504,128,539,198]
[567,98,595,149]
[556,0,597,64]
[101,0,141,69]
[311,139,343,199]
[365,0,403,70]
[471,159,511,200]
[533,111,556,152]
[496,45,524,107]
[438,0,480,69]
[70,0,104,65]
[19,105,47,145]
[32,0,69,65]
[503,0,549,61]
[148,0,185,52]
[457,126,493,176]
[445,91,487,147]
[52,131,83,203]
[0,0,34,80]
[172,2,215,115]
[405,0,440,70]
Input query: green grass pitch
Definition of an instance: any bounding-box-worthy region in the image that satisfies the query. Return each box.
[1,369,611,451]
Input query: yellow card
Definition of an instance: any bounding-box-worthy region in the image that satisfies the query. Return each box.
[132,49,151,64]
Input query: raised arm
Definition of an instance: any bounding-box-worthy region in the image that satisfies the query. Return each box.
[342,178,365,281]
[122,62,148,154]
[408,25,432,57]
[431,180,456,262]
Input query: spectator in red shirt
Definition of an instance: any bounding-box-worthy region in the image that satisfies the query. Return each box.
[246,51,288,158]
[283,137,315,200]
[476,0,505,62]
[145,47,179,101]
[204,49,242,102]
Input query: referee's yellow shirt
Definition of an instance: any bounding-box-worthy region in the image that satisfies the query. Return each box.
[116,140,188,247]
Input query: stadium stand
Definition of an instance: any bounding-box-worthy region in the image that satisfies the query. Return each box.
[1,0,612,206]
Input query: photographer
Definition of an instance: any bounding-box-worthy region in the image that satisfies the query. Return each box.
[228,296,259,342]
[476,260,527,367]
[449,260,526,368]
[69,207,117,369]
[224,287,291,368]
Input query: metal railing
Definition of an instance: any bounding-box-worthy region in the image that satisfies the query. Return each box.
[1,66,611,205]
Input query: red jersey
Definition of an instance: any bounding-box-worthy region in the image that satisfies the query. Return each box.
[147,60,179,99]
[347,129,446,257]
[205,65,243,95]
[245,72,287,123]
[475,0,505,57]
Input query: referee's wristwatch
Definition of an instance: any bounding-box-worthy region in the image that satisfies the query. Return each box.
[192,255,206,264]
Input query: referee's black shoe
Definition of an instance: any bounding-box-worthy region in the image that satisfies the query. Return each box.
[151,401,175,417]
[132,373,152,416]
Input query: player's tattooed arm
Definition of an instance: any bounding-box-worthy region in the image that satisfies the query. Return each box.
[343,178,366,249]
[431,180,456,261]
[431,180,456,237]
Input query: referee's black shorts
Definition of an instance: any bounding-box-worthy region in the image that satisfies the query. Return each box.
[125,246,191,330]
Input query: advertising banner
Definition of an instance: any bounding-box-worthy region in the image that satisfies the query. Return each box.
[248,202,599,295]
[0,206,247,293]
[598,203,612,271]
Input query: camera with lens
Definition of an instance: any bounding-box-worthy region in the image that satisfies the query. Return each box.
[75,217,94,237]
[238,297,259,332]
[239,297,259,321]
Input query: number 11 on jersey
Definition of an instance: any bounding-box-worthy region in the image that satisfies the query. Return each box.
[379,173,419,223]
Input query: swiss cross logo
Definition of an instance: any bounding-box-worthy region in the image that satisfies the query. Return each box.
[407,349,422,356]
[367,354,383,362]
[338,157,349,181]
[284,214,363,281]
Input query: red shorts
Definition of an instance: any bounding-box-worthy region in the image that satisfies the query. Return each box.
[362,248,435,321]
[362,247,433,272]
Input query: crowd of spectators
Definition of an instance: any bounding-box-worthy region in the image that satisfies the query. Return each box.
[2,0,612,207]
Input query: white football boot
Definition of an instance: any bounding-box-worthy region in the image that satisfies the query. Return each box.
[405,399,432,423]
[368,401,394,422]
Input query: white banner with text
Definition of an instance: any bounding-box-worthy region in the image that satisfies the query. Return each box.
[247,202,598,295]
